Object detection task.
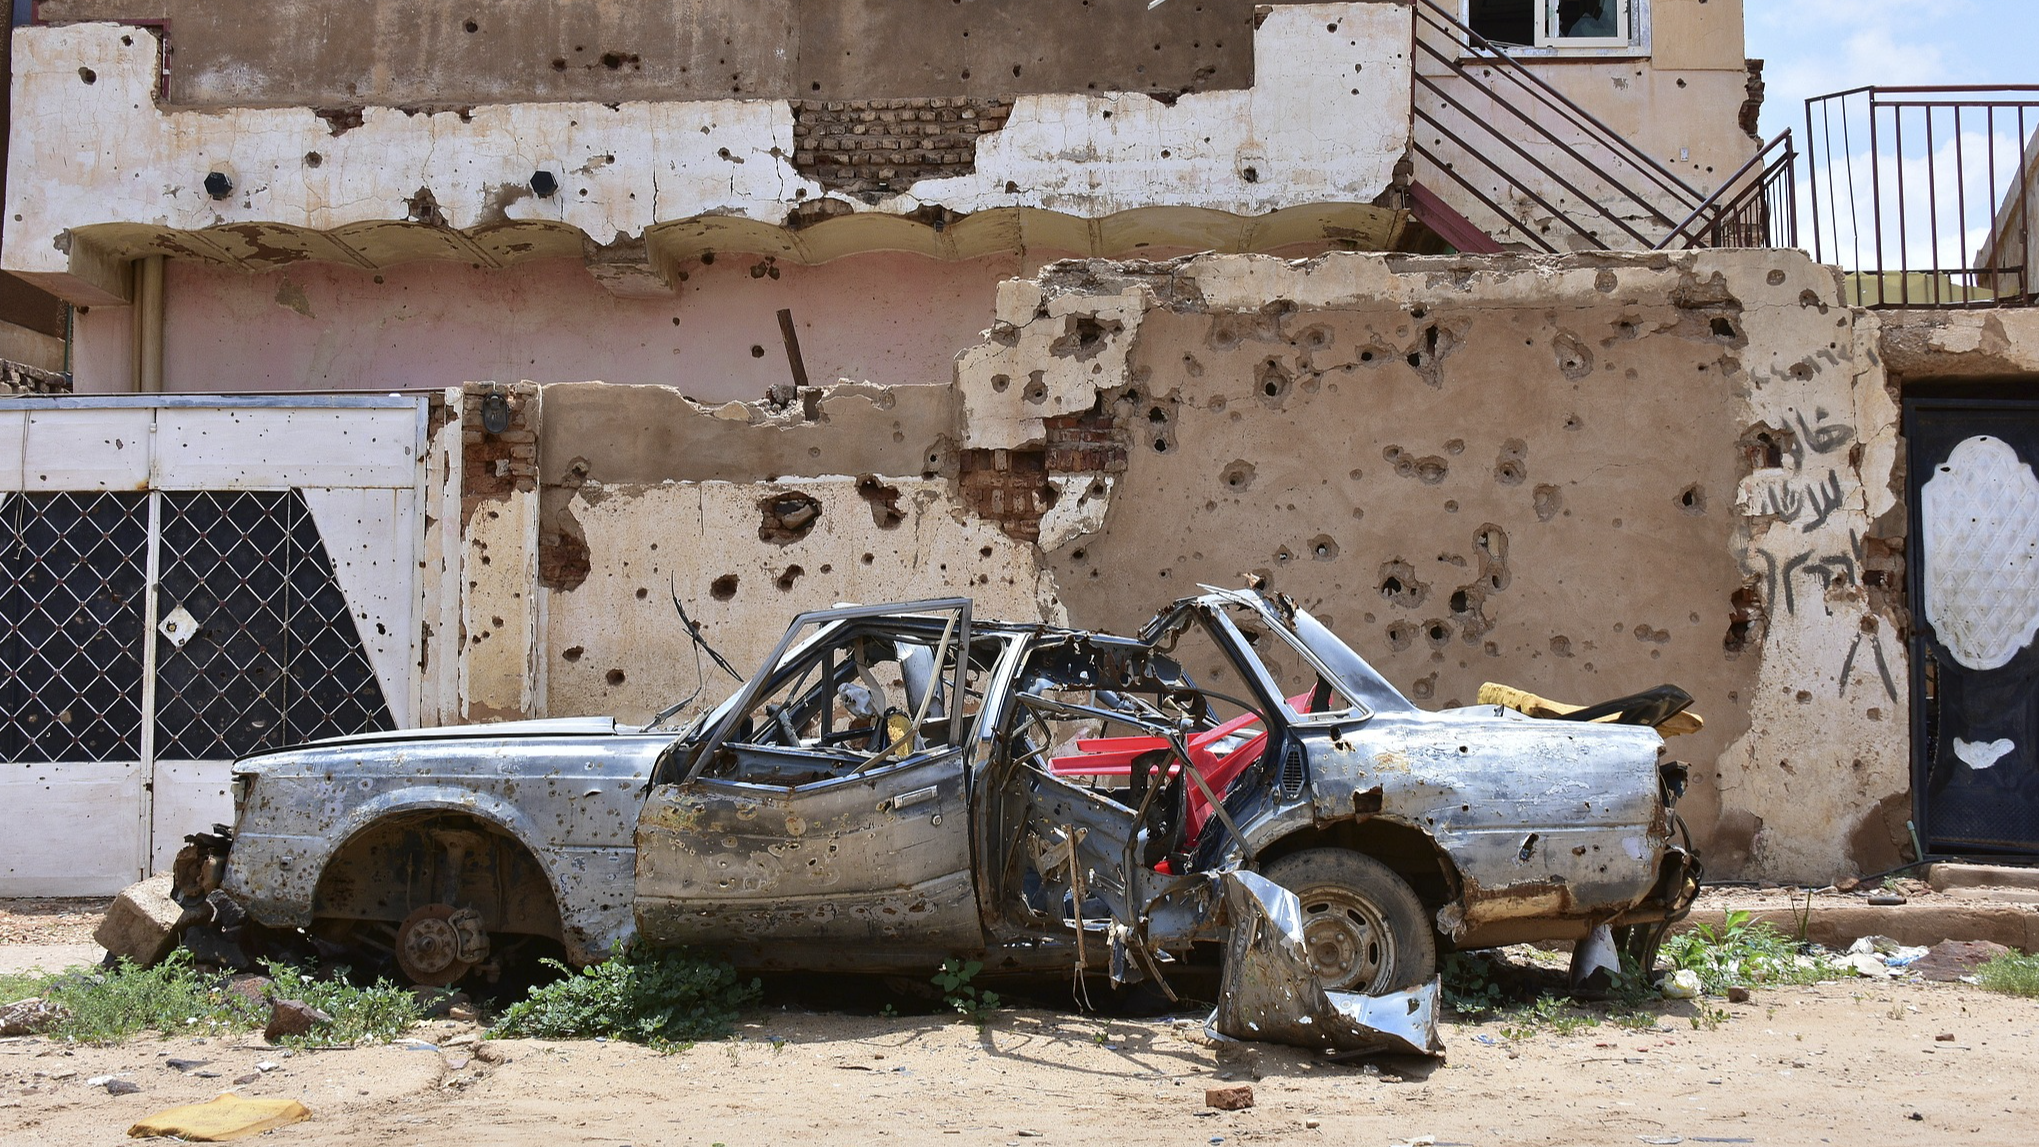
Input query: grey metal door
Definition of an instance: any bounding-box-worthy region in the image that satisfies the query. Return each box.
[1905,394,2039,856]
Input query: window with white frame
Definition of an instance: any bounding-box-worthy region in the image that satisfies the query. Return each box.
[1465,0,1638,51]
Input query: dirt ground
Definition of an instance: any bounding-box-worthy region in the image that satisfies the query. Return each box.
[3,978,2035,1143]
[3,897,2036,1146]
[0,900,108,948]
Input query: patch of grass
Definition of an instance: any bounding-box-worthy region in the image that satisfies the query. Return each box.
[1661,910,1840,993]
[1497,994,1599,1040]
[259,961,421,1047]
[0,951,423,1047]
[1976,951,2039,998]
[28,951,263,1044]
[492,946,758,1046]
[0,970,51,1002]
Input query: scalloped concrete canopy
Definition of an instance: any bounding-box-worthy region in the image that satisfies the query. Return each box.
[4,5,1414,304]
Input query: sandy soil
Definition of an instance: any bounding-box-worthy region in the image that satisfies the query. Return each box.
[3,895,2035,1145]
[0,900,109,948]
[2,975,2033,1147]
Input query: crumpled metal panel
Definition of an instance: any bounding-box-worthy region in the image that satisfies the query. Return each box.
[1210,871,1441,1058]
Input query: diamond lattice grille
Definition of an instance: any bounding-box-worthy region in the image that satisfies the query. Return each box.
[0,491,149,763]
[153,490,391,758]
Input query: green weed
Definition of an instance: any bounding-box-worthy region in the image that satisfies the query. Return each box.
[492,945,758,1047]
[32,951,263,1043]
[1976,952,2039,998]
[931,958,1001,1022]
[0,950,419,1046]
[258,961,421,1047]
[1439,951,1506,1016]
[1661,910,1839,993]
[1496,994,1599,1040]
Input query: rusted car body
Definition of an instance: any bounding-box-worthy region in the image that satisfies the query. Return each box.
[208,587,1698,1023]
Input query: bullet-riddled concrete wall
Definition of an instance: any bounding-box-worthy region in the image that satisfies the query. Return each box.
[432,249,1908,884]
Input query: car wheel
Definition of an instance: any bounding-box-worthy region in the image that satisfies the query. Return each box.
[1259,848,1437,993]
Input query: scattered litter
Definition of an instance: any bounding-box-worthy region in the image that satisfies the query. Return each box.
[1661,970,1702,999]
[127,1092,312,1141]
[164,1059,211,1072]
[253,1062,280,1074]
[398,1040,440,1052]
[1842,936,1928,976]
[1637,1138,1682,1145]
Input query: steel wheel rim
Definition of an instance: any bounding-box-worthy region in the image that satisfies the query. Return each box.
[395,903,473,986]
[1294,885,1393,992]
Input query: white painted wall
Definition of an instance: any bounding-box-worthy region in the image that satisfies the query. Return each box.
[3,5,1408,298]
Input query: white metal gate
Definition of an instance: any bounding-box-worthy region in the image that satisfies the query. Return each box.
[0,395,428,894]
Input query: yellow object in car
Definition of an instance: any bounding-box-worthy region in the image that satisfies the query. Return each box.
[1477,682,1704,737]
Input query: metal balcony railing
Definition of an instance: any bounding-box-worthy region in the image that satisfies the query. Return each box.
[1408,0,1794,253]
[1806,86,2039,308]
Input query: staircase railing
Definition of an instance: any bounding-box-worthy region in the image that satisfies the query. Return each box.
[1806,86,2039,307]
[1408,0,1790,252]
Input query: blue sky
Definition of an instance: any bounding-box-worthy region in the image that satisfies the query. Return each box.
[1749,0,2039,141]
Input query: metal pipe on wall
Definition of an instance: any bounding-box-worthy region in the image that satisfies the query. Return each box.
[135,254,164,393]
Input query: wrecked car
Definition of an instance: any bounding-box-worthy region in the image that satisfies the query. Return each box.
[162,586,1699,1054]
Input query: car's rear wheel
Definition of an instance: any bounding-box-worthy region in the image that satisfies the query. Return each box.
[1259,848,1437,993]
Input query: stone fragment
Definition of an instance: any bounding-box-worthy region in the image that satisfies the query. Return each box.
[1912,939,2012,982]
[225,973,273,1005]
[1205,1084,1255,1110]
[0,996,68,1036]
[1726,986,1751,1003]
[263,998,333,1042]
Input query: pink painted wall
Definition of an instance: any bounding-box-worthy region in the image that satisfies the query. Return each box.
[71,251,1039,399]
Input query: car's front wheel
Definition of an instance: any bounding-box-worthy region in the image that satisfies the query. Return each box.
[1259,848,1437,993]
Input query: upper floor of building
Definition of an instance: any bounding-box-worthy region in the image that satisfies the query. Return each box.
[4,1,1766,308]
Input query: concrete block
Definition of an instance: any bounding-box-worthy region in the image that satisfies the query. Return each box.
[93,874,188,966]
[1927,863,2039,894]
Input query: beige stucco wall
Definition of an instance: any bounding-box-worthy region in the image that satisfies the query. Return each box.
[432,249,1910,884]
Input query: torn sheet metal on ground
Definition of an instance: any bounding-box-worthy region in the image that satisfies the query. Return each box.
[1208,871,1442,1059]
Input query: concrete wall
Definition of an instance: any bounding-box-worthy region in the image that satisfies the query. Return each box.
[36,0,1309,107]
[423,249,1910,884]
[64,251,1040,396]
[4,6,1414,307]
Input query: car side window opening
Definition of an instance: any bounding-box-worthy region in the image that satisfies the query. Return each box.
[701,616,992,788]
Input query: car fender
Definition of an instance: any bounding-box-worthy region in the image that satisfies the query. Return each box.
[224,783,637,964]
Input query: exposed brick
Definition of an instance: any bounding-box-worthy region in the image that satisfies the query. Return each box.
[790,96,1013,198]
